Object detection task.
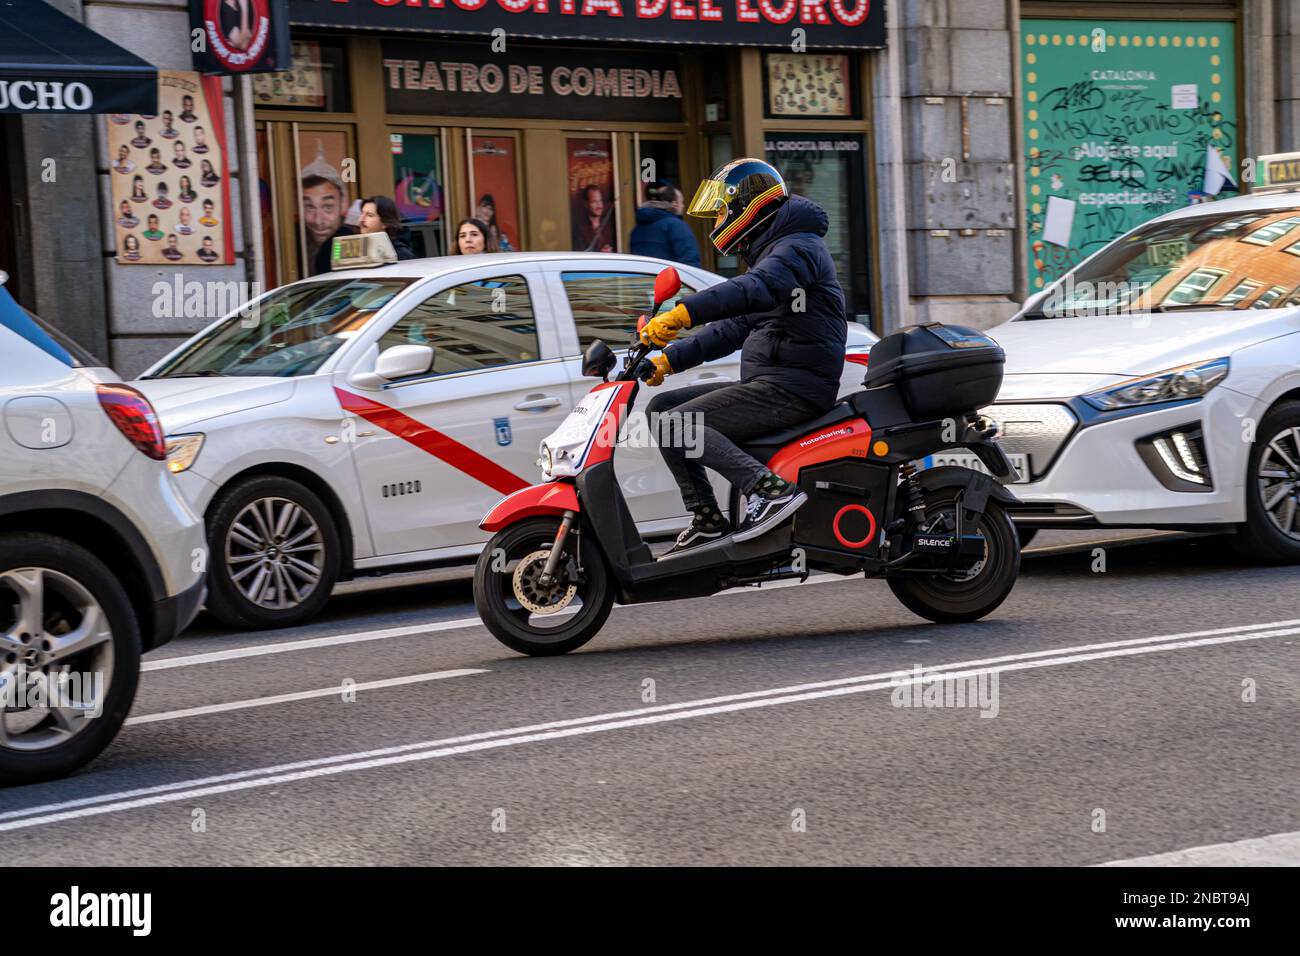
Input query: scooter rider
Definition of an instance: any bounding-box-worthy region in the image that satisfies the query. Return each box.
[641,158,848,553]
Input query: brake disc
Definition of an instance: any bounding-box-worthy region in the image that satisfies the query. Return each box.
[511,549,579,615]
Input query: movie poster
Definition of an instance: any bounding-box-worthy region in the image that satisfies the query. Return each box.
[766,53,851,117]
[108,71,233,265]
[296,129,353,276]
[469,136,520,252]
[567,137,616,253]
[251,39,324,107]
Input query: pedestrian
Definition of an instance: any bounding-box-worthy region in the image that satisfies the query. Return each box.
[630,179,701,266]
[358,195,416,260]
[452,217,499,255]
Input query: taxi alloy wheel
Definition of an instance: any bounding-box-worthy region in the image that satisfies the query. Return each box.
[206,476,341,630]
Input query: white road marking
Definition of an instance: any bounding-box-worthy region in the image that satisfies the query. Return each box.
[124,669,486,726]
[143,573,849,672]
[1098,830,1300,866]
[146,530,1169,672]
[1,618,1293,832]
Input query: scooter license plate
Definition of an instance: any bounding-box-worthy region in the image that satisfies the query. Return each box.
[920,451,1030,483]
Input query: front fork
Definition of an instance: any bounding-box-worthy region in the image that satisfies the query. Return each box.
[537,510,577,588]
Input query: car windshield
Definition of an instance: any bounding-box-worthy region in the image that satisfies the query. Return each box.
[1024,206,1300,318]
[144,278,413,378]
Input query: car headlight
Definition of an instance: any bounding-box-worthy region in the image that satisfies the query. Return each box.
[164,433,205,474]
[1082,358,1230,411]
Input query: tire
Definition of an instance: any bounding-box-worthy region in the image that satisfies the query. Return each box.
[473,517,613,657]
[887,490,1021,623]
[205,475,340,630]
[1016,526,1039,549]
[1231,401,1300,564]
[0,533,141,786]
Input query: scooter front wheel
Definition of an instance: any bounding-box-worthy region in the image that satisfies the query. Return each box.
[473,516,614,656]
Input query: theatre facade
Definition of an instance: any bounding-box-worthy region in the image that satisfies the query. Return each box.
[4,0,1295,375]
[253,0,885,327]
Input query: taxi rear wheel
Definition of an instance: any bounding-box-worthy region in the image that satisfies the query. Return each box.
[205,476,340,630]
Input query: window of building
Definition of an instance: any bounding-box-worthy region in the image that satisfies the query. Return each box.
[1164,268,1227,305]
[380,275,539,373]
[561,271,696,353]
[1241,216,1300,246]
[251,38,351,113]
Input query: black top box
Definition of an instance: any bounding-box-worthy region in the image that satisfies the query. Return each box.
[863,323,1005,419]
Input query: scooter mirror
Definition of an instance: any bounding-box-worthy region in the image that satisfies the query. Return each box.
[581,339,617,379]
[653,267,681,309]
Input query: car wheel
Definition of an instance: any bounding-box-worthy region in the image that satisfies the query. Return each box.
[0,533,141,786]
[1233,401,1300,564]
[205,475,340,629]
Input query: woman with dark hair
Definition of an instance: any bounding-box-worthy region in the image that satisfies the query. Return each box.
[358,195,415,260]
[453,217,499,255]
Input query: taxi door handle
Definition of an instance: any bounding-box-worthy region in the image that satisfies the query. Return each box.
[514,395,562,412]
[692,372,733,382]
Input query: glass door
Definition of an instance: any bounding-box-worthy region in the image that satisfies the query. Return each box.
[466,129,523,253]
[256,120,357,286]
[389,129,448,258]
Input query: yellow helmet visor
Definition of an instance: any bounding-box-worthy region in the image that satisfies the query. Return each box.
[686,178,728,219]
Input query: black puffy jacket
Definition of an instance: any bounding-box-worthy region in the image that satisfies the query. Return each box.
[664,195,847,411]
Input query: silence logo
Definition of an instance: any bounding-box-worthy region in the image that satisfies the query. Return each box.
[49,886,152,936]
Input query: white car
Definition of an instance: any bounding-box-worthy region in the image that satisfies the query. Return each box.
[0,278,205,785]
[972,185,1300,560]
[135,253,876,629]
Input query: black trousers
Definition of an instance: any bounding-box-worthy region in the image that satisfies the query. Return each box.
[644,379,823,512]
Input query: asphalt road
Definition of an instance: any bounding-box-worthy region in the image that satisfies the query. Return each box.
[2,530,1297,866]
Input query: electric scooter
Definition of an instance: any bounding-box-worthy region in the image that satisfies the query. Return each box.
[473,267,1022,656]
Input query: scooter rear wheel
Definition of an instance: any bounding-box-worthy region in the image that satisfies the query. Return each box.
[886,489,1020,623]
[473,517,614,656]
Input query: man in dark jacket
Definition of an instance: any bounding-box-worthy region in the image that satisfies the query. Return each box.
[641,158,847,553]
[630,181,701,266]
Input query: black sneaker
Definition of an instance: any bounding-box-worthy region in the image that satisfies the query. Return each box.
[665,511,732,555]
[734,485,808,542]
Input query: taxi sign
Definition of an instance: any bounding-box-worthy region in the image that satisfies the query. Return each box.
[1255,152,1300,194]
[331,232,397,271]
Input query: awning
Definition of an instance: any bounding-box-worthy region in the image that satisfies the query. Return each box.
[0,0,157,114]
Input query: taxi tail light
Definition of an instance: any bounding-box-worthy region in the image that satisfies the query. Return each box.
[97,383,167,461]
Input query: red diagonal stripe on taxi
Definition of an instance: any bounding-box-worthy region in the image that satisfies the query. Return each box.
[335,387,528,496]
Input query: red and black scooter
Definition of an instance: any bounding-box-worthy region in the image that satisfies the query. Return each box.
[473,267,1022,656]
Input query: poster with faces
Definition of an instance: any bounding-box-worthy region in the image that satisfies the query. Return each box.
[767,54,851,117]
[108,71,230,265]
[251,40,325,108]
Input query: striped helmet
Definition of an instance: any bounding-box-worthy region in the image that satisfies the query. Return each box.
[686,158,788,256]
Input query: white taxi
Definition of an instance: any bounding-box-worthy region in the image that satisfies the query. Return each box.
[135,248,875,629]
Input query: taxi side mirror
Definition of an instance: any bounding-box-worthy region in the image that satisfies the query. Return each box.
[350,344,434,389]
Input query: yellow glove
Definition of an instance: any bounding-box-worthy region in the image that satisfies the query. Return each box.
[642,353,673,387]
[639,303,692,347]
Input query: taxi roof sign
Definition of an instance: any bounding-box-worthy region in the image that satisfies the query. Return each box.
[331,231,397,271]
[1255,152,1300,194]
